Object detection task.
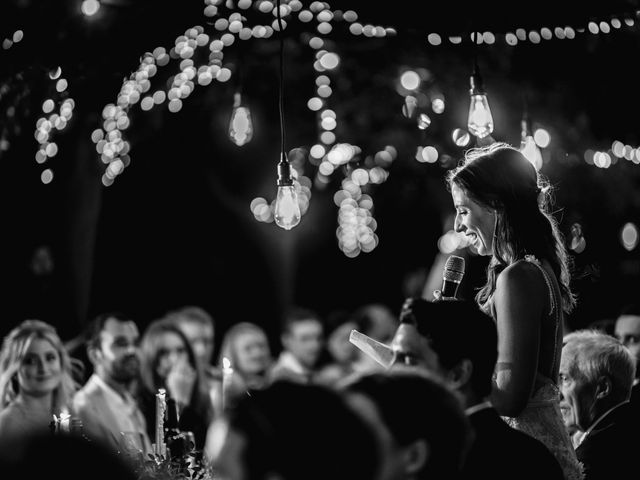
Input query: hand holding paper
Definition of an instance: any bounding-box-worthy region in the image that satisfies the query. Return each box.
[349,329,394,369]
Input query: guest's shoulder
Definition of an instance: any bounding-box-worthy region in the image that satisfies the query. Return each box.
[0,405,23,437]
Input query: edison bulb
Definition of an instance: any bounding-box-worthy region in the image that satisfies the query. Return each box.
[228,93,253,146]
[274,184,301,230]
[468,93,493,139]
[520,135,543,170]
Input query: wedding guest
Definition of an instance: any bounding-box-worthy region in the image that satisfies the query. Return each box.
[560,329,636,480]
[204,379,379,480]
[164,305,220,384]
[613,303,640,414]
[138,318,213,451]
[211,322,273,412]
[443,142,582,479]
[270,306,324,384]
[0,320,79,438]
[72,312,152,454]
[395,298,564,480]
[315,311,360,386]
[342,369,472,480]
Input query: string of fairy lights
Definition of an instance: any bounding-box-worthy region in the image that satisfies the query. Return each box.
[424,17,638,47]
[1,1,639,255]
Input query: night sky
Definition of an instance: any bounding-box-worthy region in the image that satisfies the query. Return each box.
[1,0,639,349]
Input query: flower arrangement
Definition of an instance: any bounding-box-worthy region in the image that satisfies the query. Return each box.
[131,452,214,480]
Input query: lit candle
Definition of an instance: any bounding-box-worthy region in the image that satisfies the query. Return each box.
[154,388,167,457]
[59,409,71,433]
[221,357,234,412]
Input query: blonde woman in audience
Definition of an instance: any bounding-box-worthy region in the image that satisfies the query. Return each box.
[212,322,273,412]
[0,320,79,438]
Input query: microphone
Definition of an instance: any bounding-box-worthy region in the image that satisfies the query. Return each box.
[442,255,465,298]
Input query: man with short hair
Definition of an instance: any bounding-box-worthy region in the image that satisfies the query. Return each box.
[389,298,565,480]
[270,307,324,384]
[560,329,637,480]
[614,303,640,414]
[73,312,152,455]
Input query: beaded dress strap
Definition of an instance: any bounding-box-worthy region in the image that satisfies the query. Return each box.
[523,255,561,375]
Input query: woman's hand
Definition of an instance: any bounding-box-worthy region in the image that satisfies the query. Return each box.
[166,358,196,407]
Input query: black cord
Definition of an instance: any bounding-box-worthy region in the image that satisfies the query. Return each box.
[276,0,286,161]
[472,30,479,76]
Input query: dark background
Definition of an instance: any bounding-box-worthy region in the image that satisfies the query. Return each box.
[1,0,639,350]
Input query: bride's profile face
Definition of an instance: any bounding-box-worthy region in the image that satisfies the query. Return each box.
[18,338,62,396]
[451,183,495,256]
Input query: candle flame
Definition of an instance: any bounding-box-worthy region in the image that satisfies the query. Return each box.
[222,357,231,370]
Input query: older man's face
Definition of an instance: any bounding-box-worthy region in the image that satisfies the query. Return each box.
[559,351,598,432]
[390,324,441,374]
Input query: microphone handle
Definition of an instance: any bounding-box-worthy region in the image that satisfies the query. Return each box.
[442,279,461,298]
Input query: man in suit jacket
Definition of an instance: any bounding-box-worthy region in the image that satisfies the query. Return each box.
[560,329,636,480]
[391,298,564,480]
[614,303,640,416]
[73,312,152,455]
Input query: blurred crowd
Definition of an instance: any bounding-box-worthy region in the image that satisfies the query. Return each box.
[0,299,638,480]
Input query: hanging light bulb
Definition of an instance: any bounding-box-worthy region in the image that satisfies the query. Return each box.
[520,124,542,170]
[520,113,543,170]
[274,154,301,230]
[467,66,494,139]
[228,92,253,146]
[273,0,301,230]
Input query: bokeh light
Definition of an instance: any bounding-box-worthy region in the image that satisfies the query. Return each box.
[621,222,638,251]
[533,128,551,148]
[81,0,101,17]
[400,70,420,91]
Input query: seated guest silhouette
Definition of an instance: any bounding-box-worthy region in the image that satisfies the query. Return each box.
[204,379,379,480]
[613,303,640,415]
[0,320,79,439]
[560,329,636,480]
[0,431,137,480]
[73,312,152,454]
[342,369,473,480]
[270,306,324,384]
[394,298,565,480]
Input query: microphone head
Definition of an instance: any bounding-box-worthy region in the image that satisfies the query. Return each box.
[443,255,465,283]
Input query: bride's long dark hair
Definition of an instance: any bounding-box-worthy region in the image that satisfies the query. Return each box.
[446,142,576,314]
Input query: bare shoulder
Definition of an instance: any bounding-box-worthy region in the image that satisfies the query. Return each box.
[496,260,546,293]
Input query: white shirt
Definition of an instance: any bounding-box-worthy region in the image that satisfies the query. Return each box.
[74,374,152,454]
